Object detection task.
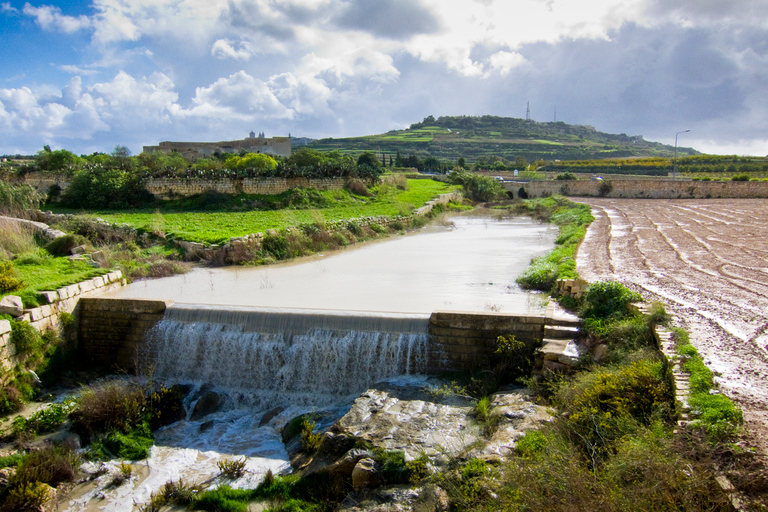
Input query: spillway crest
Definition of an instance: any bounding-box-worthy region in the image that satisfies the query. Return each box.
[144,304,430,410]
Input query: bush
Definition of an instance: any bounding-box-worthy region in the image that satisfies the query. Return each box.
[218,457,247,478]
[555,172,577,180]
[300,419,322,453]
[0,261,24,293]
[448,170,505,202]
[12,399,75,437]
[10,445,80,488]
[70,381,146,439]
[580,281,642,320]
[10,320,43,356]
[556,359,673,460]
[0,182,41,217]
[43,234,91,257]
[1,481,52,512]
[731,174,749,181]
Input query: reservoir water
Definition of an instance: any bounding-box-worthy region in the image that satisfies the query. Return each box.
[105,215,557,314]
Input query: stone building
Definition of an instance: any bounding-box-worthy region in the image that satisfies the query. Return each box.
[142,132,292,161]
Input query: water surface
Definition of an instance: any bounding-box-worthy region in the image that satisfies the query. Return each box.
[106,216,556,314]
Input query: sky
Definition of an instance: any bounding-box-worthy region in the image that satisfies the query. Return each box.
[1,0,767,157]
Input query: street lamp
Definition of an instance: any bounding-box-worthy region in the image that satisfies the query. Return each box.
[673,129,690,177]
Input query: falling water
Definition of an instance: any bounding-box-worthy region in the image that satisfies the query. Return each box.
[145,304,430,410]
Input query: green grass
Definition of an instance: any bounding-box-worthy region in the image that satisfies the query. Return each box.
[2,250,108,306]
[57,180,457,244]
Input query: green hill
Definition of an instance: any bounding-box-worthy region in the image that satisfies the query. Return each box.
[307,115,699,164]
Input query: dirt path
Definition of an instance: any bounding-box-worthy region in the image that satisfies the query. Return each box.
[575,198,768,457]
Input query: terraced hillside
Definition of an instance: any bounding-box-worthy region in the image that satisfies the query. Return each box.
[308,115,699,164]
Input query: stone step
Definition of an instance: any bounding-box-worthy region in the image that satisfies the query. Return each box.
[539,338,581,365]
[544,300,582,327]
[544,324,581,339]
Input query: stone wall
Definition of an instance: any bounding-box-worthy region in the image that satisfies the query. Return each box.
[507,179,768,199]
[145,177,347,199]
[77,298,173,372]
[428,311,546,372]
[0,271,126,379]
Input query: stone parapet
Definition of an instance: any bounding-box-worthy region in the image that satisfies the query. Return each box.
[508,179,768,199]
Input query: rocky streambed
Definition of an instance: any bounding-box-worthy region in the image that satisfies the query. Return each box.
[32,375,551,511]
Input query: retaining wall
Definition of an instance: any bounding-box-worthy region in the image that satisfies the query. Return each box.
[427,311,545,372]
[506,179,768,199]
[77,298,173,371]
[0,271,126,378]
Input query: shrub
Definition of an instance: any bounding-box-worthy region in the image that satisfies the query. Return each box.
[473,396,501,437]
[10,445,80,488]
[579,281,642,320]
[0,182,41,217]
[373,448,408,484]
[556,359,673,460]
[731,174,749,181]
[70,381,146,439]
[515,430,548,457]
[448,170,505,202]
[218,457,248,478]
[346,179,370,196]
[12,399,75,437]
[300,419,322,453]
[43,233,91,257]
[555,172,577,180]
[10,320,43,355]
[0,261,24,293]
[1,481,52,512]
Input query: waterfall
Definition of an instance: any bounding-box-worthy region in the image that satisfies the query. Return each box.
[144,304,430,410]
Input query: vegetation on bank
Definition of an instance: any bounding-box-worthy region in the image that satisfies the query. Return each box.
[51,178,457,244]
[512,196,594,292]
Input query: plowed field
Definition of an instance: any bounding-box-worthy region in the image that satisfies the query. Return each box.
[576,198,768,455]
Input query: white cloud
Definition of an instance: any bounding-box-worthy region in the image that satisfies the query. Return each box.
[22,3,91,33]
[1,2,19,14]
[268,72,332,116]
[184,71,293,120]
[58,64,99,76]
[486,51,526,76]
[211,39,253,60]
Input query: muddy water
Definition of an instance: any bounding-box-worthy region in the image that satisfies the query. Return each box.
[105,216,557,314]
[63,215,556,511]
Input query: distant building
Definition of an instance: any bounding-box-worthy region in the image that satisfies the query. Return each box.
[143,132,291,160]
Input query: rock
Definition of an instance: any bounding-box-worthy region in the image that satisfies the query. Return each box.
[323,448,373,480]
[70,245,86,255]
[593,343,609,363]
[352,458,378,490]
[200,420,215,433]
[0,467,15,489]
[91,250,108,268]
[414,485,450,512]
[190,391,222,421]
[0,295,23,317]
[259,406,285,427]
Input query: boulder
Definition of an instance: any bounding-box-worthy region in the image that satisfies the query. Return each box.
[190,391,222,421]
[414,485,450,512]
[352,458,378,490]
[70,245,86,255]
[259,406,285,427]
[91,250,108,268]
[0,295,23,317]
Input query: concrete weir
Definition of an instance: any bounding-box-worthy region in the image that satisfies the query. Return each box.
[77,298,579,375]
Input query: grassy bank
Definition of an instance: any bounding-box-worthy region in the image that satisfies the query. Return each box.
[510,196,593,292]
[50,179,458,244]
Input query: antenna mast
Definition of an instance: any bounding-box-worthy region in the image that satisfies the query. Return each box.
[526,101,531,122]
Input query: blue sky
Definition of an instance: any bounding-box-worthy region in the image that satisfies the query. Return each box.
[1,0,767,156]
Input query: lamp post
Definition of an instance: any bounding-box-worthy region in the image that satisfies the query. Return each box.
[673,129,690,177]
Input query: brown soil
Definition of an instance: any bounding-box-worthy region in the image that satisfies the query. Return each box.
[575,198,768,462]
